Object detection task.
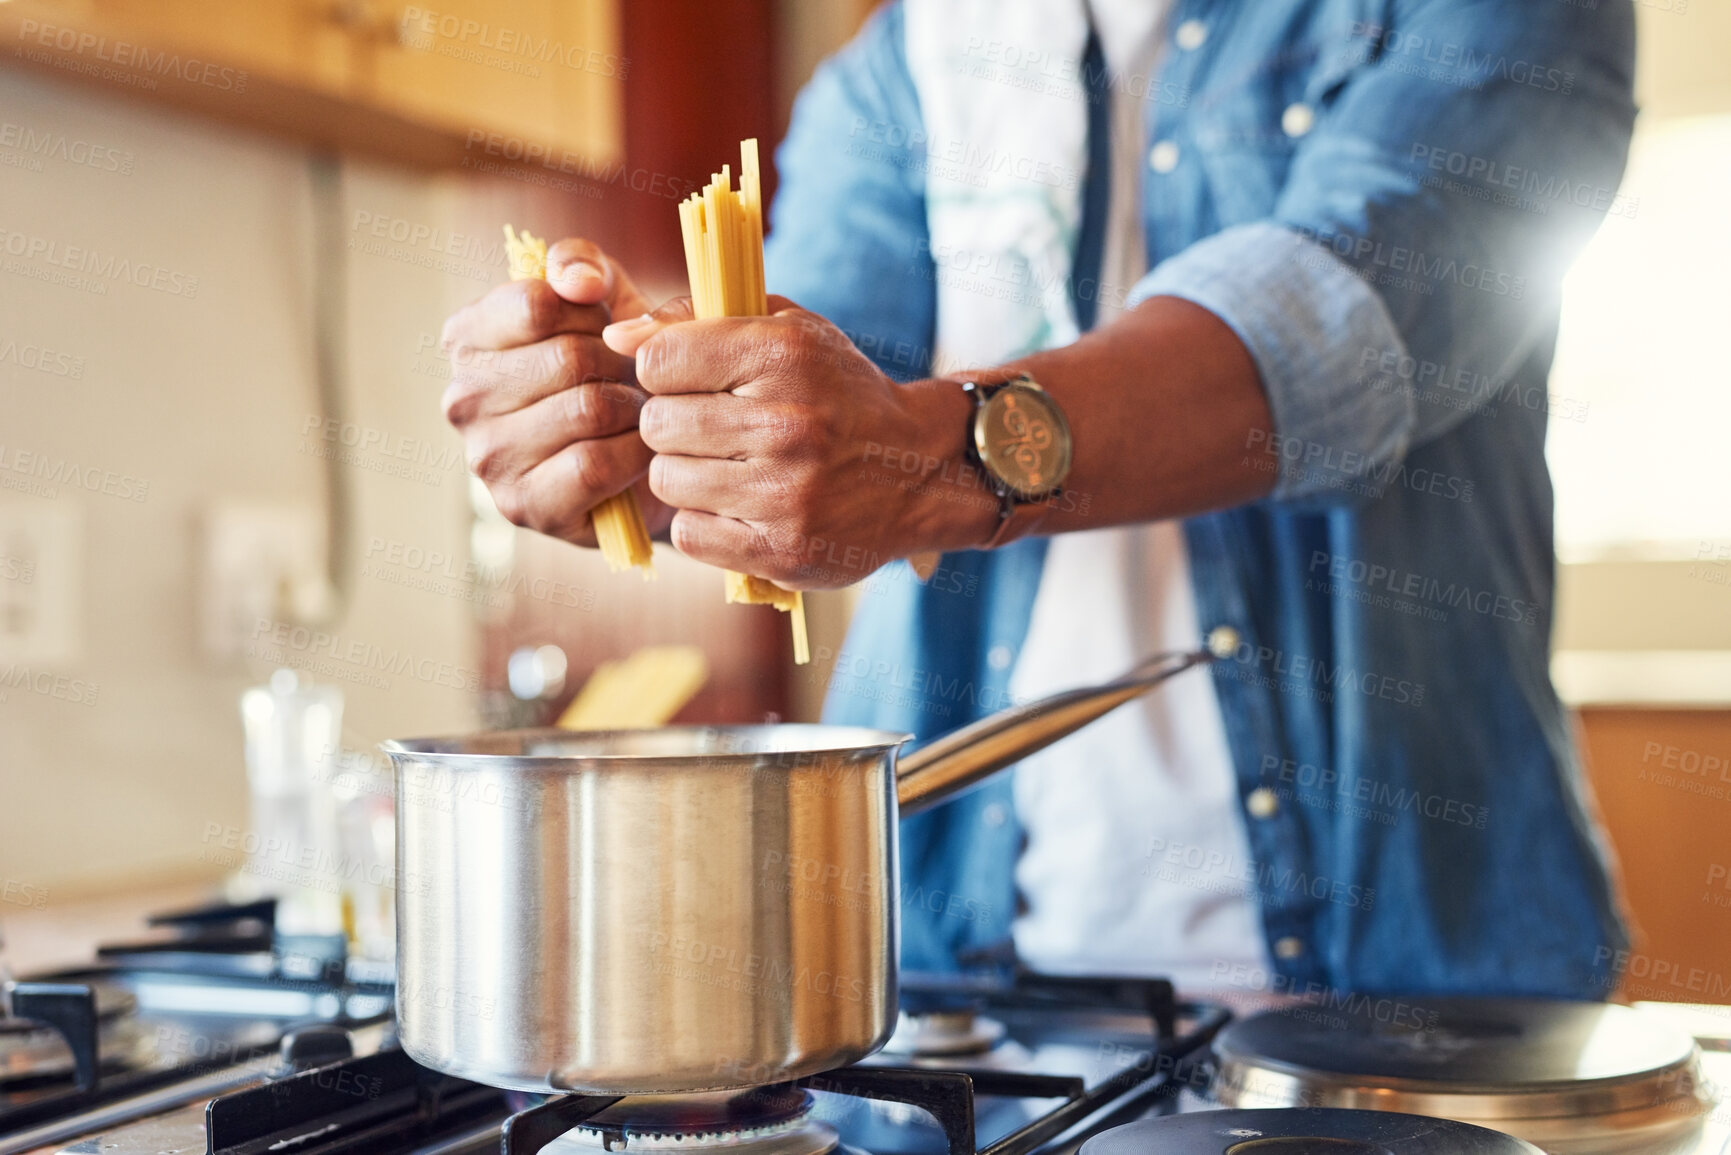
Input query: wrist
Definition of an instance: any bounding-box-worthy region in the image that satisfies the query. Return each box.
[877,377,1000,556]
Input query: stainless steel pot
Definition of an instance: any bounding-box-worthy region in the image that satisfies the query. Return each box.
[383,633,1232,1094]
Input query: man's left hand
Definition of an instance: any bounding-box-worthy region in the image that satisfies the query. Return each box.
[603,298,987,589]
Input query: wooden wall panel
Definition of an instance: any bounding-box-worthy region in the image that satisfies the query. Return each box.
[1577,708,1731,1003]
[615,0,780,288]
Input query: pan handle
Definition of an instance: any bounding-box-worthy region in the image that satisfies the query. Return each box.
[895,627,1239,816]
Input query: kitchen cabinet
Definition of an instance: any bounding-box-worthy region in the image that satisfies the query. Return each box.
[0,0,622,169]
[85,0,353,94]
[1578,707,1731,1002]
[372,0,621,166]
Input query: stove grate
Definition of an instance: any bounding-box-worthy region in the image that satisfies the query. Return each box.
[500,1004,1225,1155]
[204,1048,506,1155]
[192,974,1223,1155]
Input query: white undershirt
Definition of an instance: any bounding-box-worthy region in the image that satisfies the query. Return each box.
[1008,0,1269,990]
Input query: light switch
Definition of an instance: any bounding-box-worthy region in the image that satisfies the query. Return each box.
[199,500,331,661]
[0,501,82,665]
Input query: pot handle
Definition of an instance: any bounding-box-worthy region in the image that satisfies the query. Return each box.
[895,627,1239,816]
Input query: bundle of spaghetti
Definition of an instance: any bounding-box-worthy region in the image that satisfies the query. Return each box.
[676,141,810,665]
[503,224,655,576]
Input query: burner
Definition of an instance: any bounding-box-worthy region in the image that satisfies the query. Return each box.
[881,1010,1007,1058]
[1081,1108,1543,1154]
[545,1088,839,1155]
[1212,999,1712,1153]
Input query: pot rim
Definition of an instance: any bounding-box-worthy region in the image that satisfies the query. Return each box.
[380,723,914,765]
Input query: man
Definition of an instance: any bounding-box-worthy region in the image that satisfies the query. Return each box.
[440,0,1636,998]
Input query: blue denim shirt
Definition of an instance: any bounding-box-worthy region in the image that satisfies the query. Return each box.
[763,0,1636,998]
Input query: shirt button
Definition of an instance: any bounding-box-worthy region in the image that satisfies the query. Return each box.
[1281,102,1316,138]
[1274,936,1306,960]
[1148,140,1180,173]
[987,644,1013,671]
[981,801,1008,828]
[1247,787,1279,819]
[1174,19,1208,51]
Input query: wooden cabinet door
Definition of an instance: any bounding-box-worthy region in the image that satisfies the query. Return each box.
[366,0,622,167]
[8,0,622,170]
[87,0,352,93]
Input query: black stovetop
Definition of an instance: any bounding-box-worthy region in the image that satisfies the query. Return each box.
[0,901,1226,1155]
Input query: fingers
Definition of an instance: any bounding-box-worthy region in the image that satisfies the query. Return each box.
[462,381,647,490]
[435,235,678,556]
[487,429,653,542]
[602,296,696,356]
[631,315,802,397]
[647,453,767,516]
[667,509,782,577]
[545,238,611,305]
[602,294,800,358]
[664,508,829,592]
[442,333,638,424]
[638,393,792,460]
[547,238,656,318]
[442,278,610,352]
[629,302,834,399]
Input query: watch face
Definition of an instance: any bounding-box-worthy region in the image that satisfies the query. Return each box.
[974,381,1073,499]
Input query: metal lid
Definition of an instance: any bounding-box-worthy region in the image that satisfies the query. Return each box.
[1078,1108,1544,1154]
[1212,999,1707,1128]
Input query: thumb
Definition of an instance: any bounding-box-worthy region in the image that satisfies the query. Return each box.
[603,294,801,355]
[602,296,696,356]
[544,238,653,317]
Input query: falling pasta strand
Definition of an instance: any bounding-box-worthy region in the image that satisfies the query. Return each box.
[502,224,655,577]
[677,141,809,665]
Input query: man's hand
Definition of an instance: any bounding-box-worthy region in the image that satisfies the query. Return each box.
[440,238,676,547]
[603,298,993,589]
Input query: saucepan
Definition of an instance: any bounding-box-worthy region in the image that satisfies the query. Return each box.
[382,628,1236,1094]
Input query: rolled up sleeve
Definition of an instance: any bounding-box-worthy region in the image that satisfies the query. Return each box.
[1131,222,1413,500]
[1136,0,1636,503]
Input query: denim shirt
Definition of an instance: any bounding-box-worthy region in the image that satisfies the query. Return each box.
[763,0,1636,999]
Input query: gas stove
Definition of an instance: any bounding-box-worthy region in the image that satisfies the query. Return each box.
[2,903,1728,1155]
[0,906,1224,1155]
[0,985,1224,1155]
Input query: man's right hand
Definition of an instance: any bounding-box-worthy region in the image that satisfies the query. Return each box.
[439,238,676,548]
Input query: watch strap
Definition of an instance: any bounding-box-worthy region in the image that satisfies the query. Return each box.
[983,489,1057,549]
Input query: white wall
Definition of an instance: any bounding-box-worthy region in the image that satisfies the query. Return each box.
[0,67,479,898]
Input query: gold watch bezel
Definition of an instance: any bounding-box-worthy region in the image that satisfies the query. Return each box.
[969,376,1074,501]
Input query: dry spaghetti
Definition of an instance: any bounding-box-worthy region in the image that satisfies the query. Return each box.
[676,141,810,664]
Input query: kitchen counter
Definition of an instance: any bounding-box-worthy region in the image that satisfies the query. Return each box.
[1,881,220,976]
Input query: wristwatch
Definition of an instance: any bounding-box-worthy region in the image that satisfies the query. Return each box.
[962,373,1074,548]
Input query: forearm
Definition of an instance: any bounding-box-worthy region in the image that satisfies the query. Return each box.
[894,296,1275,553]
